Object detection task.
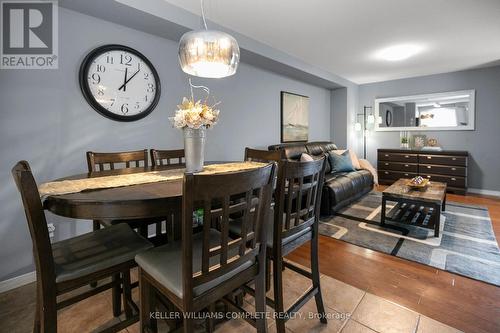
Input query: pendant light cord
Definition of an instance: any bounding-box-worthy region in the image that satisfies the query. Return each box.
[200,0,208,30]
[189,78,210,101]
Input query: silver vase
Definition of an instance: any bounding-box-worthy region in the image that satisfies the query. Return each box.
[183,127,206,173]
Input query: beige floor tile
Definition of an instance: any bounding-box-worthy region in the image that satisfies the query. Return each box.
[416,315,463,333]
[341,320,377,333]
[320,275,365,314]
[351,293,419,333]
[216,317,261,333]
[244,268,312,310]
[285,298,348,333]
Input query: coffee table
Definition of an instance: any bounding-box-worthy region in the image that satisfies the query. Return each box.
[381,178,447,237]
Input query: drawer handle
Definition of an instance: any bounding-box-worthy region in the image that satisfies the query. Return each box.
[427,156,432,159]
[452,167,456,171]
[405,164,409,167]
[452,157,457,161]
[385,163,389,166]
[427,175,431,178]
[405,155,409,158]
[451,177,456,181]
[404,173,409,176]
[427,166,431,169]
[385,171,389,175]
[384,154,389,157]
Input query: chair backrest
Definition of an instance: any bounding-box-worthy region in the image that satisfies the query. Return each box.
[86,149,149,172]
[11,161,56,290]
[150,149,185,166]
[244,147,282,164]
[181,163,275,303]
[274,158,326,247]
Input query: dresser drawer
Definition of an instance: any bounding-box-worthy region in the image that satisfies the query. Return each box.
[418,154,467,166]
[378,170,418,180]
[378,152,418,163]
[420,174,466,188]
[378,161,418,173]
[419,164,466,177]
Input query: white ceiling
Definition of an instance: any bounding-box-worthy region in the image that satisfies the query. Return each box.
[163,0,500,84]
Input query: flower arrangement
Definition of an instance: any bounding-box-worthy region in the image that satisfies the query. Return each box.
[170,97,220,129]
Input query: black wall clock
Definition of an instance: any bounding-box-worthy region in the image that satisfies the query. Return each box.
[79,44,161,122]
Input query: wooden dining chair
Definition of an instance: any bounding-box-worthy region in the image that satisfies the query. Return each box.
[87,149,149,172]
[268,158,327,333]
[150,149,185,166]
[244,147,283,164]
[135,163,276,333]
[231,158,327,333]
[12,161,153,333]
[86,150,169,244]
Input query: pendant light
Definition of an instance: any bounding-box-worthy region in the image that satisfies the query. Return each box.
[178,0,240,78]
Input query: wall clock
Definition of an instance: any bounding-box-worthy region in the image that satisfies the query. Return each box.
[79,44,161,121]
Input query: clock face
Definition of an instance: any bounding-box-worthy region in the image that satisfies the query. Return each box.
[79,45,161,121]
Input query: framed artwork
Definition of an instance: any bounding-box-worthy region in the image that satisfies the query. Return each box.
[280,91,309,143]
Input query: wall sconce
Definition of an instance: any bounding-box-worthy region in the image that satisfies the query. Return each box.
[367,114,375,124]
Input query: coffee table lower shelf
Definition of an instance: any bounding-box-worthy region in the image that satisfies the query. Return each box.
[381,196,445,237]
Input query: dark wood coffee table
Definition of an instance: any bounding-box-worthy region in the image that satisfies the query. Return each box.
[381,178,447,237]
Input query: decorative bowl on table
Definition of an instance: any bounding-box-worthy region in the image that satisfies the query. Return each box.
[406,176,429,190]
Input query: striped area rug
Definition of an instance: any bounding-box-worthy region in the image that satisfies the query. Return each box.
[320,191,500,286]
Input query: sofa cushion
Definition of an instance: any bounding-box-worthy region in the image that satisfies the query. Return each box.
[300,153,314,162]
[284,145,307,161]
[328,151,356,173]
[324,170,373,207]
[305,142,338,155]
[331,150,361,170]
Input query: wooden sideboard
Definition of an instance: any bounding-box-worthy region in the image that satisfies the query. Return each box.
[377,149,468,194]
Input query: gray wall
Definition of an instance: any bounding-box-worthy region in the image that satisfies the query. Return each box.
[0,8,333,281]
[331,88,348,148]
[358,65,500,191]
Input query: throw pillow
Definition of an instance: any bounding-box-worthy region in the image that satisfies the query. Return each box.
[328,150,355,173]
[300,153,314,162]
[331,149,361,170]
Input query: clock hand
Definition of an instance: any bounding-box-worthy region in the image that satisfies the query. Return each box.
[118,67,140,91]
[119,67,128,92]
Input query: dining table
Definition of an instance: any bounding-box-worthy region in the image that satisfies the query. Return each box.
[42,164,185,238]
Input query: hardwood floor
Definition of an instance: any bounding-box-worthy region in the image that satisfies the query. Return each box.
[287,189,500,333]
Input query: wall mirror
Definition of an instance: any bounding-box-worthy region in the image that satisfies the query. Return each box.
[375,90,475,131]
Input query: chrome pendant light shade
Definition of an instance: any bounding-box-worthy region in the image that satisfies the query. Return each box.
[179,30,239,78]
[178,0,240,78]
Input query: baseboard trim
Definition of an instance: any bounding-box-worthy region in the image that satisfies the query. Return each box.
[0,271,36,294]
[468,188,500,197]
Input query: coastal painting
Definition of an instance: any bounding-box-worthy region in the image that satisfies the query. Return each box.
[281,91,309,142]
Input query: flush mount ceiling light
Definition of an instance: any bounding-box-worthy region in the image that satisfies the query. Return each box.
[374,44,424,61]
[178,0,240,78]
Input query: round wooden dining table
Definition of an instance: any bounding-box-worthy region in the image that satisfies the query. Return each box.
[43,165,185,222]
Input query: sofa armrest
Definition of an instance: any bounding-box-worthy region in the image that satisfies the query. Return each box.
[359,159,378,186]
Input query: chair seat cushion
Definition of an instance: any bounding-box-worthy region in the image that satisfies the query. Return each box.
[228,210,311,249]
[135,229,254,298]
[52,223,153,283]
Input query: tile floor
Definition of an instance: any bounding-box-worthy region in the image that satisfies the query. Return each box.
[0,266,463,333]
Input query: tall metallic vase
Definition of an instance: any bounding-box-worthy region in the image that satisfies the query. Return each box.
[183,127,206,173]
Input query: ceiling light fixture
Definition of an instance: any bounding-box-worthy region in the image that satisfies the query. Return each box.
[178,0,240,78]
[375,44,423,62]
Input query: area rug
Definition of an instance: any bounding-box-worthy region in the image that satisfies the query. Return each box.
[319,191,500,286]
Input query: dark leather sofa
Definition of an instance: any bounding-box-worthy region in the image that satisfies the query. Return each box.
[268,141,374,215]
